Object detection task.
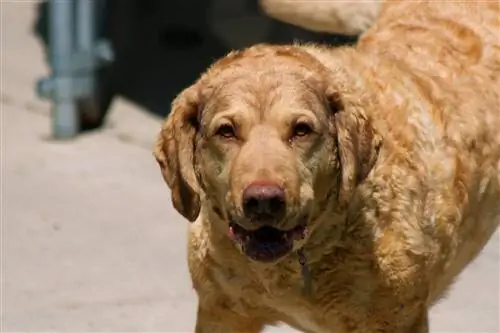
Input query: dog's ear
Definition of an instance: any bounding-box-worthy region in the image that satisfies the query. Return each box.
[154,85,201,222]
[328,89,382,208]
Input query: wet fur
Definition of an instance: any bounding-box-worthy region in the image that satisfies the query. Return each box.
[154,1,500,332]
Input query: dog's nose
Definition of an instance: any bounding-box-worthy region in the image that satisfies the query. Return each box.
[242,182,286,222]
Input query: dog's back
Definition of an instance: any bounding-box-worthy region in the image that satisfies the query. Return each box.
[360,1,500,74]
[358,0,500,302]
[301,0,500,304]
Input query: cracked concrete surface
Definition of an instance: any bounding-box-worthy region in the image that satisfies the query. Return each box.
[1,2,498,332]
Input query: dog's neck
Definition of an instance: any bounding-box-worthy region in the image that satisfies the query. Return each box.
[301,205,349,262]
[195,198,360,296]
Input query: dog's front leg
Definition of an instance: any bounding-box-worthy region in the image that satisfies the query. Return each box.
[195,305,265,333]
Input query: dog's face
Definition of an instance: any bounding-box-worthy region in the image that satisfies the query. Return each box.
[155,45,380,263]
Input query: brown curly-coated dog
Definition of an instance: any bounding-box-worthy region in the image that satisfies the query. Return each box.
[154,1,500,332]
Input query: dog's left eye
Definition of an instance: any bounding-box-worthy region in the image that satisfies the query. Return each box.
[216,124,236,138]
[292,122,313,138]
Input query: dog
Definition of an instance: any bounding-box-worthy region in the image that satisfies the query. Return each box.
[154,1,500,332]
[260,0,382,36]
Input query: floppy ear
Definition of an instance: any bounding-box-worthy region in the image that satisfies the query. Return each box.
[328,90,382,208]
[153,85,201,222]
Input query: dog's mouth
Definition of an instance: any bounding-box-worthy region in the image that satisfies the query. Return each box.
[228,222,307,262]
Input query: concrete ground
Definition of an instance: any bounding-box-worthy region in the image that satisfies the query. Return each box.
[1,2,498,332]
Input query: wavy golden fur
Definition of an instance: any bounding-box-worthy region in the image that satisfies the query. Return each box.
[154,1,500,332]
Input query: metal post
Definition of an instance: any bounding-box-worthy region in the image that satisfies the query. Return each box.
[36,0,115,138]
[49,0,78,139]
[76,0,95,94]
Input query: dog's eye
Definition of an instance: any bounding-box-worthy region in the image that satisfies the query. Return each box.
[292,122,313,138]
[216,124,236,138]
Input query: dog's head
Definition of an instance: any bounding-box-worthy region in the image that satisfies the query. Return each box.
[154,44,381,263]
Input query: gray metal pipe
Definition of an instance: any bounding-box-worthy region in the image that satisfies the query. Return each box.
[37,0,114,138]
[49,0,78,139]
[76,0,96,109]
[76,0,95,53]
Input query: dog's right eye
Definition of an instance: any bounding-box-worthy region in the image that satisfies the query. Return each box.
[216,124,236,139]
[292,122,313,138]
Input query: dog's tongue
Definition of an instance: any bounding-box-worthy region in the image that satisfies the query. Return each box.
[228,225,238,241]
